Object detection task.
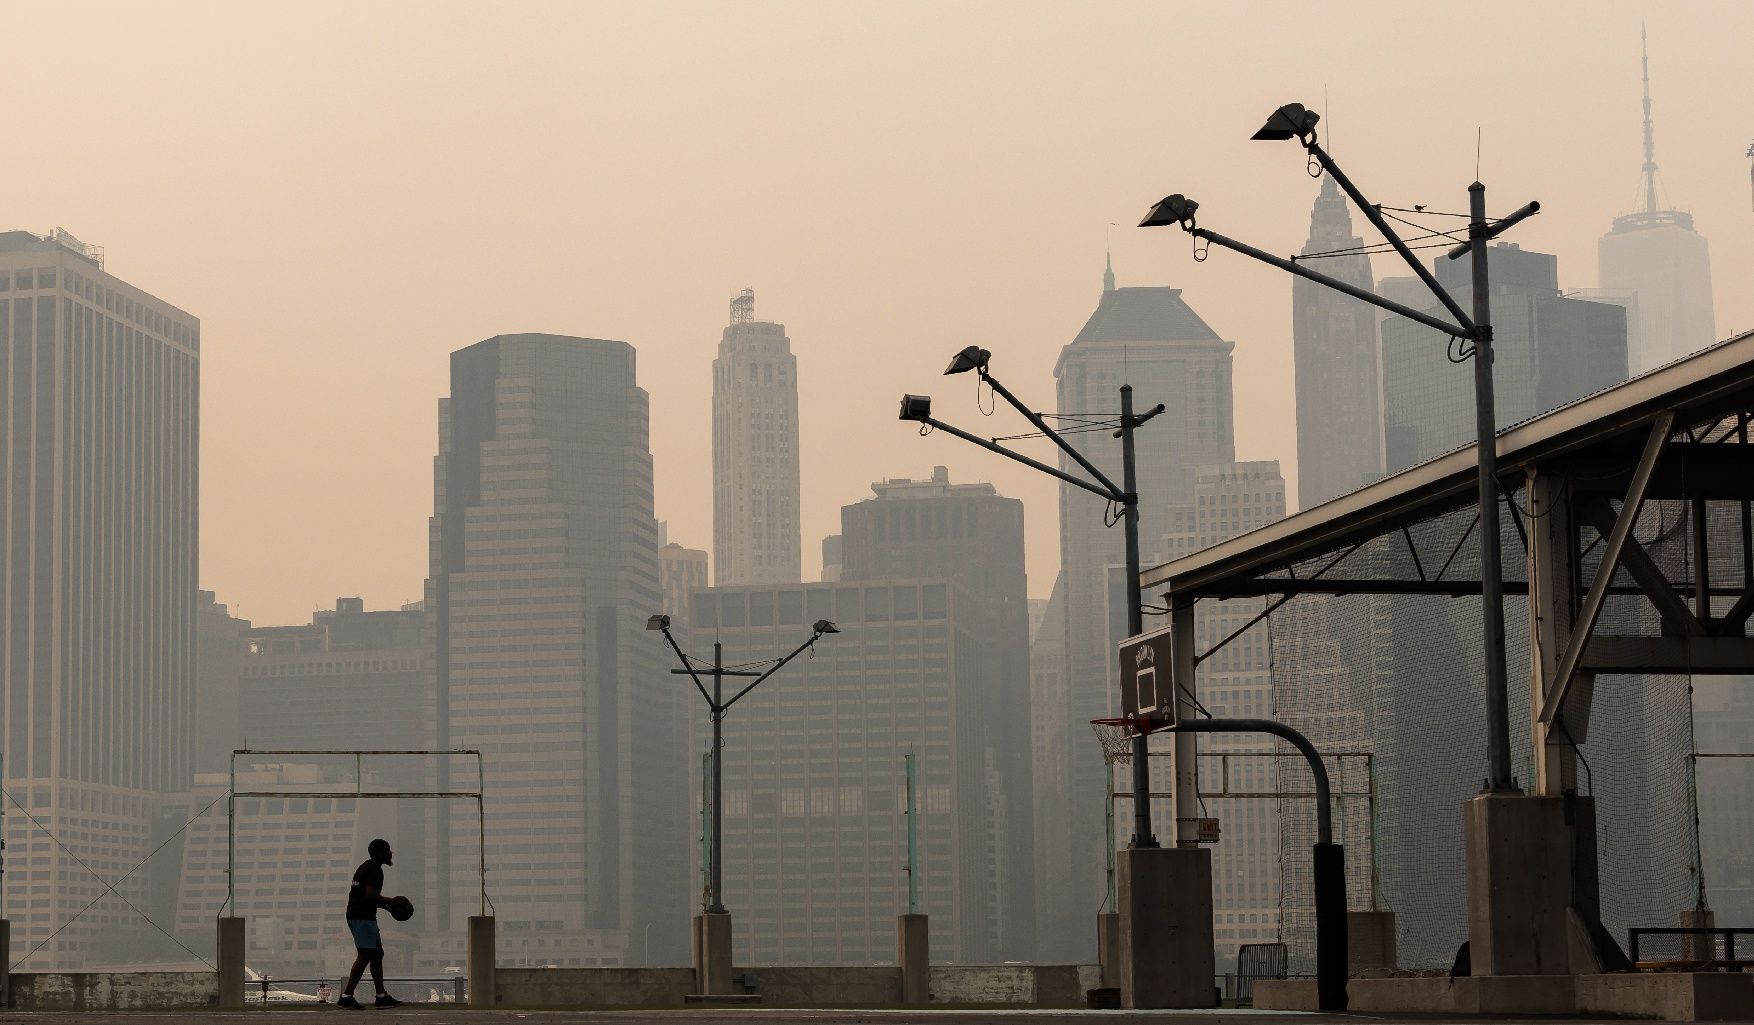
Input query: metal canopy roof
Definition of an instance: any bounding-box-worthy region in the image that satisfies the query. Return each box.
[1142,327,1754,600]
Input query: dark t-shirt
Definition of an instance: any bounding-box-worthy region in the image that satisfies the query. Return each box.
[346,860,384,920]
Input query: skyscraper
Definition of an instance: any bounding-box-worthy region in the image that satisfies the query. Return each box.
[0,229,200,967]
[1382,244,1627,471]
[427,334,685,967]
[838,466,1036,956]
[687,577,1020,964]
[1597,29,1716,372]
[660,542,709,623]
[1043,279,1236,959]
[712,289,801,586]
[1293,176,1382,509]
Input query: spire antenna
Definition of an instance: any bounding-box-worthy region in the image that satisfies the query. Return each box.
[1640,24,1659,215]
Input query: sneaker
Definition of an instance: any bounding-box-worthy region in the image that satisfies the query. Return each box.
[336,994,364,1010]
[374,993,403,1008]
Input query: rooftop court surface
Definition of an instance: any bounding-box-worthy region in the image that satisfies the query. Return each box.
[0,1011,1693,1024]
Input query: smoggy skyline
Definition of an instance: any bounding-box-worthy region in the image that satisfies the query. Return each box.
[7,1,1751,623]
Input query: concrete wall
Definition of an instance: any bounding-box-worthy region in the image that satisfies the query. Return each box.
[497,967,694,1006]
[1257,973,1754,1022]
[10,972,218,1011]
[494,963,1099,1008]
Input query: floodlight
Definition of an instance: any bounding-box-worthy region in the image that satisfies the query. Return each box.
[1139,194,1199,229]
[813,620,840,635]
[1251,102,1319,142]
[943,345,991,376]
[645,614,671,632]
[899,394,933,422]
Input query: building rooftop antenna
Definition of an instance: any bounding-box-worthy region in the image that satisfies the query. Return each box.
[729,288,755,325]
[1640,24,1660,215]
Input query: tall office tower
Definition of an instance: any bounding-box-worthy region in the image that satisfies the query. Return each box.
[171,765,379,978]
[712,289,801,586]
[427,334,684,969]
[687,578,1017,964]
[0,229,199,968]
[838,466,1036,957]
[1045,281,1236,957]
[1598,29,1716,372]
[195,591,251,774]
[1159,462,1287,965]
[660,543,709,623]
[1382,244,1627,472]
[1693,677,1754,923]
[1294,176,1382,509]
[820,535,843,582]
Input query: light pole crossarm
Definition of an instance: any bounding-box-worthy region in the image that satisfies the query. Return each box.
[1191,227,1469,340]
[980,372,1125,498]
[659,628,713,707]
[1304,139,1476,336]
[916,413,1120,503]
[722,632,825,712]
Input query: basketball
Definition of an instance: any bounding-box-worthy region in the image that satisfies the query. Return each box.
[387,896,415,922]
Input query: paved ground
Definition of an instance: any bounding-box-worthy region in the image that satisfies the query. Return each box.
[0,1011,1675,1024]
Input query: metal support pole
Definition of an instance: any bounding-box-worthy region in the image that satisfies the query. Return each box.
[701,750,712,908]
[1468,181,1518,794]
[710,642,725,914]
[905,751,920,914]
[1120,384,1157,848]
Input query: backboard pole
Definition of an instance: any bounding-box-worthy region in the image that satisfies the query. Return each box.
[1119,384,1159,849]
[905,750,920,915]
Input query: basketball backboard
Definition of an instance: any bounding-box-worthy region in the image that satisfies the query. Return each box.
[1118,623,1176,726]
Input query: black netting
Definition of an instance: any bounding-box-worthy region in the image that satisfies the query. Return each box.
[1264,491,1700,972]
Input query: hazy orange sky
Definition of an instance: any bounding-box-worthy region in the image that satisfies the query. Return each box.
[8,1,1752,624]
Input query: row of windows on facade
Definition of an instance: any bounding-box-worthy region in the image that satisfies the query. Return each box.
[0,267,195,344]
[693,584,950,627]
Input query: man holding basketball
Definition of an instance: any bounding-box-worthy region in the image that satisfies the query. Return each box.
[339,838,405,1009]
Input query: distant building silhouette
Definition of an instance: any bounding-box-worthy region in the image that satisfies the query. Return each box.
[1043,280,1236,960]
[0,229,199,968]
[1159,461,1287,962]
[838,466,1036,957]
[1382,244,1627,472]
[819,534,843,582]
[713,290,802,585]
[660,543,709,624]
[426,334,685,968]
[1597,29,1716,372]
[195,591,251,774]
[688,576,1019,964]
[1294,177,1382,509]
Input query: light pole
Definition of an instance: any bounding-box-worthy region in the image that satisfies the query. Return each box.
[899,346,1165,845]
[1139,102,1539,794]
[647,614,838,913]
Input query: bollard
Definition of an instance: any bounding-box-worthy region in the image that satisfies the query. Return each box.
[467,916,496,1007]
[217,916,247,1008]
[898,914,929,1003]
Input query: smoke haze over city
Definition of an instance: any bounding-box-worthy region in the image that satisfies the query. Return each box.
[5,1,1749,621]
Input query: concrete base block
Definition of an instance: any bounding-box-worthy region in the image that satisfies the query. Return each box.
[1095,912,1119,988]
[1117,846,1215,1009]
[216,916,246,1009]
[1346,910,1396,974]
[0,918,10,1008]
[467,916,496,1008]
[1682,906,1718,962]
[1465,793,1573,976]
[1579,971,1753,1022]
[1259,972,1753,1021]
[897,914,928,1003]
[693,912,733,996]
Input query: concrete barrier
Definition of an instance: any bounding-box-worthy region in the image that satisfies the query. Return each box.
[9,972,218,1011]
[1258,972,1754,1021]
[1578,971,1754,1022]
[494,963,1098,1008]
[498,966,695,1006]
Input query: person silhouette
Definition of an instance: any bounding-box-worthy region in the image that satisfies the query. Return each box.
[338,838,403,1010]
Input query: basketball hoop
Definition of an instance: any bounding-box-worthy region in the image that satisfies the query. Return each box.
[1089,717,1159,765]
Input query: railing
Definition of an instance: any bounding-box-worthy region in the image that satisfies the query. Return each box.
[1628,928,1754,970]
[246,975,468,1005]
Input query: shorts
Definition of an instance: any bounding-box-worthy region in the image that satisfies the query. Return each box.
[346,918,381,950]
